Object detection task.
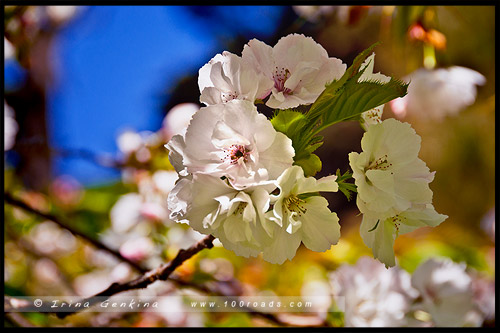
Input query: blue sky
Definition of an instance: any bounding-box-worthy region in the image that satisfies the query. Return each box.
[40,6,287,186]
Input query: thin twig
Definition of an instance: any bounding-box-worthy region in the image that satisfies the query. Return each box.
[3,192,302,327]
[4,192,144,272]
[55,235,216,319]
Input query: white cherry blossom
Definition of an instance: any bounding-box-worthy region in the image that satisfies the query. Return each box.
[198,51,273,106]
[165,99,294,189]
[262,165,340,264]
[329,256,418,327]
[349,118,436,217]
[242,33,346,109]
[167,173,274,259]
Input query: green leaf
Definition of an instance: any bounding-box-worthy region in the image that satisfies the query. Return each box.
[307,42,381,121]
[270,109,308,139]
[271,109,325,169]
[320,78,408,130]
[294,153,322,177]
[304,42,408,139]
[335,169,357,201]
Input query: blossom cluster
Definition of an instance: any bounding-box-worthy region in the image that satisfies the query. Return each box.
[330,256,494,327]
[166,33,447,266]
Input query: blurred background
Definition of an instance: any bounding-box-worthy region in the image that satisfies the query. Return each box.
[4,5,495,327]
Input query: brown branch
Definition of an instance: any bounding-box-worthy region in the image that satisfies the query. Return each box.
[3,192,304,327]
[55,234,216,319]
[4,192,144,273]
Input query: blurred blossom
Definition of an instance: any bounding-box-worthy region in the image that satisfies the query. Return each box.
[329,256,418,327]
[151,170,178,196]
[301,279,332,316]
[161,103,199,142]
[84,245,121,269]
[480,207,495,242]
[292,6,335,22]
[166,227,206,250]
[153,290,205,327]
[117,130,146,157]
[73,270,115,297]
[4,101,18,151]
[390,66,486,120]
[34,258,61,287]
[28,221,77,256]
[110,193,143,233]
[46,6,78,24]
[119,236,155,263]
[411,257,481,327]
[4,38,14,59]
[199,258,234,281]
[470,271,495,323]
[49,175,84,207]
[110,262,134,283]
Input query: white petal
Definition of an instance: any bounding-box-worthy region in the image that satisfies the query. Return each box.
[262,226,302,264]
[300,196,340,252]
[360,216,397,267]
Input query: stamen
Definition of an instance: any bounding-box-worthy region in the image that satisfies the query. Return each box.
[366,154,392,171]
[234,202,248,215]
[284,195,307,217]
[221,144,251,165]
[273,67,292,95]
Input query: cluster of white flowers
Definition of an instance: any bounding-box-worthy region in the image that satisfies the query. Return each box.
[349,118,448,267]
[330,256,494,327]
[166,33,447,266]
[167,34,347,264]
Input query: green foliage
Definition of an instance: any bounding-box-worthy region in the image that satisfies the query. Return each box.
[271,42,408,177]
[335,169,357,201]
[295,153,322,177]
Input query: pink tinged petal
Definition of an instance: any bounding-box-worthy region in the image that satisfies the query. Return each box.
[209,61,234,92]
[300,196,340,252]
[272,33,329,71]
[200,86,224,105]
[165,134,187,176]
[258,133,294,180]
[183,105,223,164]
[283,61,319,92]
[241,38,275,78]
[211,121,251,148]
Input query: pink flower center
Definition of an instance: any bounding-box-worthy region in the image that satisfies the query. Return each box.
[273,67,292,95]
[224,144,251,165]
